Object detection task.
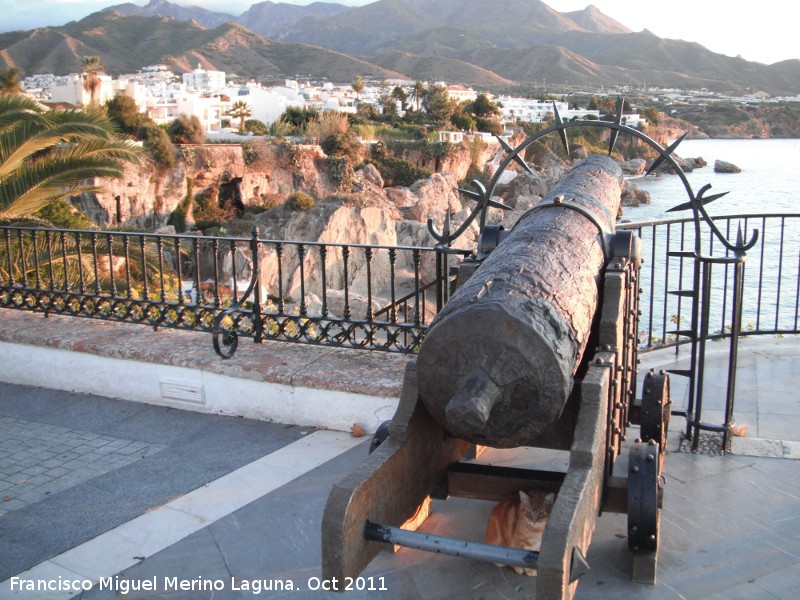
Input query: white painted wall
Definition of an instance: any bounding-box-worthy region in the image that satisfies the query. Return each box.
[0,341,397,434]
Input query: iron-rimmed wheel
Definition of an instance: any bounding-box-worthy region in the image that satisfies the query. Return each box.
[628,440,660,552]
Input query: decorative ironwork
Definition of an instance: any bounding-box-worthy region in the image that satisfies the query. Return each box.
[460,98,758,454]
[0,225,441,355]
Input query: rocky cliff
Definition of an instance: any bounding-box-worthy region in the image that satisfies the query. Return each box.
[76,137,500,229]
[74,132,706,318]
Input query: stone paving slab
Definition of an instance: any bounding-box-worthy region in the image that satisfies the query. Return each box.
[63,443,800,600]
[0,416,165,517]
[0,382,311,582]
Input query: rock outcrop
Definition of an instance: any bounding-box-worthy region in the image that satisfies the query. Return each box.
[714,160,742,173]
[621,180,651,207]
[73,138,671,310]
[619,158,646,176]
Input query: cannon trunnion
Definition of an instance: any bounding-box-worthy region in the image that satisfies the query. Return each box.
[321,155,669,599]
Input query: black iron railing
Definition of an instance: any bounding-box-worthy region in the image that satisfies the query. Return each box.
[2,214,799,356]
[620,213,800,350]
[0,225,467,354]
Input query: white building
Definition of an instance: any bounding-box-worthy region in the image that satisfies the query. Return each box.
[497,97,602,123]
[175,92,227,132]
[50,74,116,105]
[182,66,226,92]
[230,82,305,126]
[444,85,479,103]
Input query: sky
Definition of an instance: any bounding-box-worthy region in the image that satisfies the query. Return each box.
[0,0,797,65]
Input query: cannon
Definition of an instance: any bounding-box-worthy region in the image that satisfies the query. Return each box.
[321,153,670,599]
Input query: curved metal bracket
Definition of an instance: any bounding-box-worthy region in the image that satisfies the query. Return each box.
[516,194,614,261]
[212,226,263,359]
[428,179,512,248]
[628,440,660,553]
[434,99,758,266]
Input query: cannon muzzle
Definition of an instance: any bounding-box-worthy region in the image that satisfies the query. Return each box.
[417,155,624,447]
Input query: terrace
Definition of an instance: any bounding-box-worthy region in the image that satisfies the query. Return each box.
[1,212,799,598]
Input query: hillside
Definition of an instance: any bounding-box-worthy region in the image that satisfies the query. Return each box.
[0,0,797,96]
[672,104,800,138]
[372,50,514,86]
[268,0,799,94]
[102,0,235,28]
[564,5,632,34]
[0,11,402,80]
[237,1,351,38]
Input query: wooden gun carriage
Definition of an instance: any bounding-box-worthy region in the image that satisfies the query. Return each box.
[321,155,670,599]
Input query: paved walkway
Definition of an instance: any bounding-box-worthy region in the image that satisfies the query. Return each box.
[1,323,799,598]
[639,336,800,457]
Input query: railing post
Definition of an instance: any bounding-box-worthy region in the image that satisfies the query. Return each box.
[251,226,264,344]
[722,247,746,452]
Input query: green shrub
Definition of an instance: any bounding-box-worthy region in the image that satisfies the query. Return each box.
[105,95,153,135]
[168,178,193,233]
[167,114,206,145]
[193,188,234,230]
[321,130,364,162]
[326,156,353,191]
[244,119,268,135]
[242,142,260,165]
[34,199,94,229]
[288,191,315,211]
[367,156,431,187]
[243,194,281,217]
[138,124,175,169]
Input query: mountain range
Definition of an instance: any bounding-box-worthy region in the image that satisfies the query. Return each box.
[1,0,798,95]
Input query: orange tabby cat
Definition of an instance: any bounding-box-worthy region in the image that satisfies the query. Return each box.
[485,490,556,576]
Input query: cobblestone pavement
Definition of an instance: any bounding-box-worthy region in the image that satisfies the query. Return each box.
[0,416,165,516]
[0,382,311,582]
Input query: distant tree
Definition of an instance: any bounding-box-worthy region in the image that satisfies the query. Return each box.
[644,107,660,125]
[280,106,318,132]
[244,118,268,135]
[423,85,455,124]
[137,124,175,169]
[588,96,631,116]
[351,75,365,102]
[469,94,500,118]
[391,86,408,111]
[356,103,380,121]
[450,105,476,132]
[0,67,23,95]
[81,56,105,104]
[105,95,152,134]
[167,114,206,144]
[378,92,398,117]
[228,100,251,132]
[475,116,503,135]
[409,81,425,112]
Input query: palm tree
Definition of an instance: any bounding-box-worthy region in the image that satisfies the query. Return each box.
[228,100,251,132]
[81,56,105,104]
[351,75,365,103]
[0,94,140,218]
[0,67,23,95]
[410,81,425,112]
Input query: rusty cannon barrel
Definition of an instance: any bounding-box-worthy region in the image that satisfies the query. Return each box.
[417,155,624,448]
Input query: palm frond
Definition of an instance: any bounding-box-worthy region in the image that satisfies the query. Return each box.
[0,96,140,217]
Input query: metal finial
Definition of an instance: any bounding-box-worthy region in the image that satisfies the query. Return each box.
[646,132,688,177]
[552,101,570,156]
[496,135,534,175]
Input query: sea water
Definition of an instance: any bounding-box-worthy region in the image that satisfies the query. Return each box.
[623,138,800,222]
[620,138,800,341]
